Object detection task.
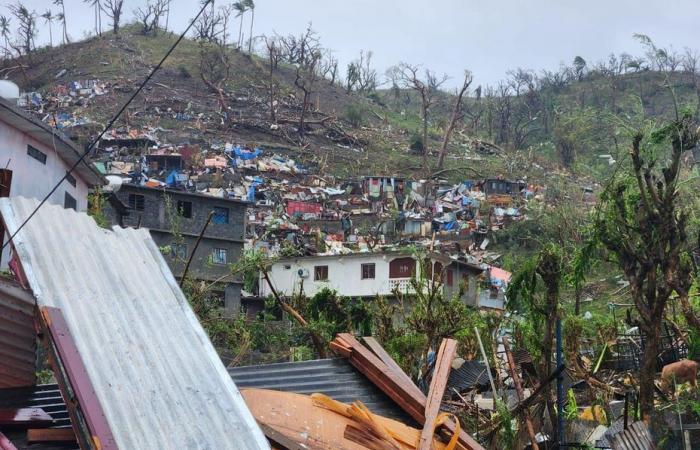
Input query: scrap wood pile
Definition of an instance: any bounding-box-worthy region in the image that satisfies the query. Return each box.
[241,333,485,450]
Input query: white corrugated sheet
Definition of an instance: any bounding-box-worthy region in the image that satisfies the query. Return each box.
[0,197,268,450]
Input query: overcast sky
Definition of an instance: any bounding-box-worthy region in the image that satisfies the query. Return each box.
[13,0,700,88]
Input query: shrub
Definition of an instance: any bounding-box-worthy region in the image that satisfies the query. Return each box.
[344,104,365,127]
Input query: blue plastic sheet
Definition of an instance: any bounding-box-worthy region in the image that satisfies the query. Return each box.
[234,146,263,160]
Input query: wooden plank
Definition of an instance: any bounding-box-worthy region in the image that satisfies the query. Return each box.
[26,428,77,444]
[257,422,312,450]
[0,408,53,427]
[419,338,457,450]
[332,333,485,450]
[363,336,416,388]
[502,337,539,450]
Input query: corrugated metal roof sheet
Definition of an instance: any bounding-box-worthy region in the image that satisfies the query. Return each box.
[230,358,412,424]
[446,360,491,394]
[0,197,267,450]
[0,277,36,388]
[0,384,77,450]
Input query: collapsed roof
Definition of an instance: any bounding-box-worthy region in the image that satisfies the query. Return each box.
[0,197,267,449]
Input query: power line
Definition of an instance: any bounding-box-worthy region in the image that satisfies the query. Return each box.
[2,0,213,252]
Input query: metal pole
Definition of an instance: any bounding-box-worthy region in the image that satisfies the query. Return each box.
[475,327,498,410]
[556,318,565,447]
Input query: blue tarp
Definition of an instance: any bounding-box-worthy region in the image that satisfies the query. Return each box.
[247,185,256,202]
[443,221,458,231]
[166,170,179,186]
[234,146,263,160]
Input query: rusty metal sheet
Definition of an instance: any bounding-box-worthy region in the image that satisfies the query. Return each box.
[0,197,267,450]
[0,277,35,388]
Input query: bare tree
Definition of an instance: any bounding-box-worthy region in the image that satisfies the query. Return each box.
[192,8,223,43]
[199,43,231,114]
[134,0,168,35]
[101,0,124,35]
[393,62,448,174]
[294,49,321,142]
[436,70,472,170]
[317,50,338,85]
[52,0,68,43]
[683,48,700,120]
[263,36,279,123]
[9,4,36,55]
[346,50,377,93]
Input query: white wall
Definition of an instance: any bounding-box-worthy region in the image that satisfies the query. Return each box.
[0,118,89,211]
[261,254,407,298]
[0,118,91,269]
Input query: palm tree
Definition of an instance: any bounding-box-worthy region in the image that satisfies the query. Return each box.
[245,0,255,53]
[53,0,69,44]
[83,0,102,36]
[234,1,247,50]
[41,10,54,47]
[0,16,10,57]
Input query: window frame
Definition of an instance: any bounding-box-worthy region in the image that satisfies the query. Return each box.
[314,265,329,281]
[27,145,47,164]
[65,171,77,187]
[128,193,145,211]
[212,206,229,224]
[212,248,228,265]
[170,242,187,260]
[177,200,193,219]
[64,192,77,210]
[361,263,375,280]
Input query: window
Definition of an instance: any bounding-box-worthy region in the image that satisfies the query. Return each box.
[27,145,47,164]
[314,265,328,281]
[212,207,229,224]
[65,172,76,187]
[64,192,76,210]
[128,194,145,211]
[389,257,416,279]
[446,269,454,286]
[177,200,193,218]
[170,243,187,260]
[212,248,227,265]
[361,263,375,279]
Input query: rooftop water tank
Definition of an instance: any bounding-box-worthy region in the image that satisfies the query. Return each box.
[0,80,20,100]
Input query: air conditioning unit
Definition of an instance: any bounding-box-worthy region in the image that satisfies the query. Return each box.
[297,268,310,279]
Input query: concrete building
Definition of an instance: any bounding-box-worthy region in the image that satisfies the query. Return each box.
[103,184,247,312]
[0,97,105,267]
[260,251,508,310]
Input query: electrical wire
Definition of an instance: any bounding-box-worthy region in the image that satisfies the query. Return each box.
[2,0,213,251]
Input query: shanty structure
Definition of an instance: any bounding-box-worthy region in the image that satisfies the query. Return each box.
[0,197,267,449]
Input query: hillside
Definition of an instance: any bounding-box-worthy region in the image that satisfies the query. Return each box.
[6,26,700,187]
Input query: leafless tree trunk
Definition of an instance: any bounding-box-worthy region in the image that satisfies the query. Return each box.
[437,70,472,170]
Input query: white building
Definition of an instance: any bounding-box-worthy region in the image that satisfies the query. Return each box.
[0,97,105,265]
[260,251,509,310]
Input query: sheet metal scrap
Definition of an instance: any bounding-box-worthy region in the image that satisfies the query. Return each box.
[0,197,268,450]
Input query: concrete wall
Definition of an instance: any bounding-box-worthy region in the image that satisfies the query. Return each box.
[0,118,89,210]
[261,254,417,298]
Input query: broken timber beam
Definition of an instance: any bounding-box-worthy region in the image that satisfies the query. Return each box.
[331,334,485,450]
[0,408,53,428]
[26,428,77,445]
[419,338,457,450]
[502,337,539,450]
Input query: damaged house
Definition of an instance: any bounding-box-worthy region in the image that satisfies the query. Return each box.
[102,183,247,313]
[259,251,509,310]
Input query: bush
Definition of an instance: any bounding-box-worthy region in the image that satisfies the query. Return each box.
[178,65,192,79]
[344,104,365,127]
[409,132,424,154]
